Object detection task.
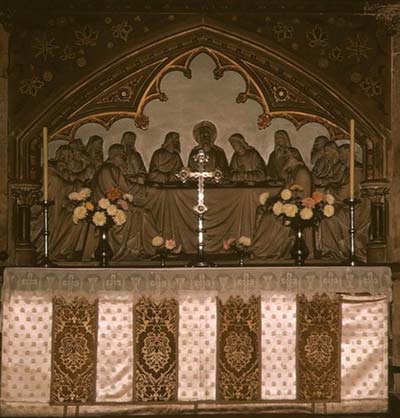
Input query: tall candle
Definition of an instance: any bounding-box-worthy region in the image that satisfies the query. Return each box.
[349,119,355,199]
[43,126,49,201]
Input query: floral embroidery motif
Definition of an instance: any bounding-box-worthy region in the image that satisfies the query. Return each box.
[32,34,60,61]
[304,332,334,370]
[218,296,260,400]
[297,294,341,401]
[51,297,97,404]
[272,22,294,42]
[346,33,372,62]
[19,77,45,96]
[74,25,99,47]
[306,25,328,48]
[112,20,133,42]
[360,77,382,97]
[59,331,90,374]
[224,331,253,372]
[142,332,171,373]
[135,298,178,401]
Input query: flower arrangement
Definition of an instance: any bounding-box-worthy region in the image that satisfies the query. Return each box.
[68,187,133,227]
[151,236,182,265]
[223,236,252,266]
[259,185,335,229]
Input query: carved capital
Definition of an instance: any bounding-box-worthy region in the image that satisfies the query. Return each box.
[360,180,390,203]
[10,183,42,206]
[365,3,400,34]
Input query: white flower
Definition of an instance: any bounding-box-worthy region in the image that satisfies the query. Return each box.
[238,236,251,247]
[323,204,335,217]
[325,193,335,205]
[123,193,134,202]
[300,207,313,220]
[98,198,111,209]
[165,239,176,250]
[152,235,164,247]
[92,211,107,226]
[79,188,92,199]
[72,216,79,224]
[258,191,269,205]
[113,209,127,226]
[280,188,292,200]
[272,201,284,216]
[282,203,298,218]
[68,191,81,201]
[106,204,118,216]
[73,205,88,220]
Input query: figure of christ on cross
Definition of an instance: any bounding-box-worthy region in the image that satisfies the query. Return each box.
[177,149,222,267]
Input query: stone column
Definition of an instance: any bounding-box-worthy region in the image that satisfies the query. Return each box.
[361,181,390,262]
[376,6,400,261]
[10,183,41,265]
[0,24,8,261]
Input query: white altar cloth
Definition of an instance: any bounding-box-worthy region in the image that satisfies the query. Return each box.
[0,266,391,416]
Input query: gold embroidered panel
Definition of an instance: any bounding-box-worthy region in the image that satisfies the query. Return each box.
[297,294,341,402]
[134,298,178,401]
[51,297,98,404]
[217,296,260,401]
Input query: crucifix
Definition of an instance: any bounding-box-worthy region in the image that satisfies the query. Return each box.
[177,149,222,267]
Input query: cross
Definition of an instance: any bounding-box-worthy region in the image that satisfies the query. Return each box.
[177,149,222,266]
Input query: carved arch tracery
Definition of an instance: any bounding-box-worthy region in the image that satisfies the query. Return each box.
[15,24,386,181]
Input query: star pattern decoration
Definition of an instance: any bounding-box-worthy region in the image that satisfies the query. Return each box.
[346,33,372,63]
[32,34,60,61]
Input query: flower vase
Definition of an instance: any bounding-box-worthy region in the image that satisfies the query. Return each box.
[160,253,166,267]
[94,226,114,267]
[290,225,309,266]
[239,251,245,267]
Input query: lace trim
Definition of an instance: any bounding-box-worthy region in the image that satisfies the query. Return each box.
[2,266,392,303]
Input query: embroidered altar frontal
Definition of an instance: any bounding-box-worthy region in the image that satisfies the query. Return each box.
[1,267,391,416]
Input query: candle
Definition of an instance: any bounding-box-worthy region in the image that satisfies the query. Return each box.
[349,119,355,199]
[43,126,48,201]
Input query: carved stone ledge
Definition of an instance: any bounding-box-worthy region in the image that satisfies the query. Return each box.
[360,180,390,203]
[10,183,42,206]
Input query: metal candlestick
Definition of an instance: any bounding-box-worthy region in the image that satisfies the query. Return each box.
[41,200,54,267]
[344,197,361,266]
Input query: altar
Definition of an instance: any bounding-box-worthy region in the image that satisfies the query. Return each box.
[1,266,391,416]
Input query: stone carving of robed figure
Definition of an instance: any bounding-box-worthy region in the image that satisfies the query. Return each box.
[265,129,292,183]
[188,121,229,178]
[85,143,158,260]
[228,133,267,184]
[148,131,184,184]
[121,131,147,184]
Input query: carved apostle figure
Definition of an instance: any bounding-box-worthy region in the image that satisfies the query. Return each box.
[228,133,267,184]
[86,143,158,259]
[148,131,184,184]
[121,131,147,184]
[188,121,229,178]
[310,135,329,166]
[311,140,345,188]
[69,138,92,183]
[265,129,292,182]
[84,135,104,181]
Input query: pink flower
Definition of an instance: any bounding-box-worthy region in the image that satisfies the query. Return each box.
[223,238,236,251]
[165,239,176,250]
[302,197,316,208]
[312,191,324,204]
[117,199,129,211]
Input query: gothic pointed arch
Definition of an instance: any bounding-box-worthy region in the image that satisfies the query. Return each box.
[15,22,386,181]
